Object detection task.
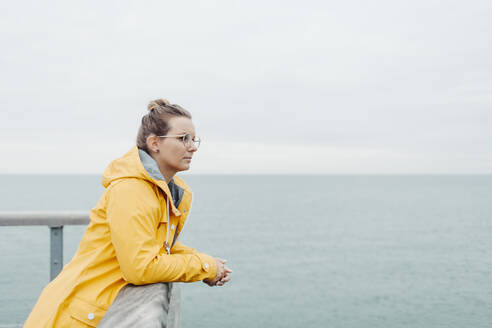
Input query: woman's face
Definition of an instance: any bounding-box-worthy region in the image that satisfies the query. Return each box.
[154,116,198,175]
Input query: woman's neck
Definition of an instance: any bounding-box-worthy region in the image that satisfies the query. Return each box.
[148,152,176,183]
[157,163,176,183]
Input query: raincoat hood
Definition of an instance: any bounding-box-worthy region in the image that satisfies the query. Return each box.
[101,146,187,214]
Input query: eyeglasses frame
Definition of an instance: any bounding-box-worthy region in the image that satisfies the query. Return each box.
[157,133,201,149]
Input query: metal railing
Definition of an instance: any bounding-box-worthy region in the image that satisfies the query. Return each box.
[0,211,89,280]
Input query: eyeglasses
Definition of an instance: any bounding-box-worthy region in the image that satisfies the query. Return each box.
[157,133,201,149]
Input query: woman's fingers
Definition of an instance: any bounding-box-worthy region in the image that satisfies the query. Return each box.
[213,258,232,286]
[217,276,229,285]
[213,272,231,286]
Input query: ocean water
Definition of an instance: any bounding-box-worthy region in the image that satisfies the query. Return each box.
[0,174,491,327]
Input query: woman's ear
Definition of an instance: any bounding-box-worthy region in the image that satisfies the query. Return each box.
[146,135,160,153]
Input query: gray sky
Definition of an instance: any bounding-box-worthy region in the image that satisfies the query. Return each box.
[1,0,491,174]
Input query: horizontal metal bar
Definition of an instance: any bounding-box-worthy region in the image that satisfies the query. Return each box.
[0,211,89,226]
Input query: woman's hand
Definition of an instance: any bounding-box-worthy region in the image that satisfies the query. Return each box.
[203,258,232,287]
[214,258,232,286]
[215,269,232,286]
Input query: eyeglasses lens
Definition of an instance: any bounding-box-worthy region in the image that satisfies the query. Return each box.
[182,134,200,148]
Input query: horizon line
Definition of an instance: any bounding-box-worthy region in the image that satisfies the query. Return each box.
[0,172,491,176]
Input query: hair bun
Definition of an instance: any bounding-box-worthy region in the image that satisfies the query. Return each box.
[147,98,171,112]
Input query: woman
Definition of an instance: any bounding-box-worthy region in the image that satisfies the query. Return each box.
[25,99,232,327]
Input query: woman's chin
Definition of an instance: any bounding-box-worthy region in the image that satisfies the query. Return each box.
[178,163,191,171]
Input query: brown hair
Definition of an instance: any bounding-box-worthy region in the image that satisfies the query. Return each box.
[136,99,192,152]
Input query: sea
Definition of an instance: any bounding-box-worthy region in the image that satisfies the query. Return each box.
[0,174,491,327]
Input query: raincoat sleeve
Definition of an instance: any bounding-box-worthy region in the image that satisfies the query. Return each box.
[106,179,217,285]
[171,241,198,255]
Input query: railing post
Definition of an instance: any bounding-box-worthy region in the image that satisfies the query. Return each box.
[50,226,63,280]
[168,283,181,328]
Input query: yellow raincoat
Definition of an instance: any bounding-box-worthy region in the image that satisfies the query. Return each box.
[24,146,217,327]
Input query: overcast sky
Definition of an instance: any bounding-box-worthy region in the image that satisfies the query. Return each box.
[1,0,491,174]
